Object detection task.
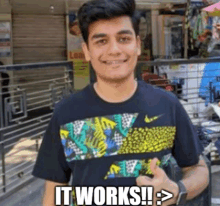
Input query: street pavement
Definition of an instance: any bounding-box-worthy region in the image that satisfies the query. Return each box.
[0,166,220,206]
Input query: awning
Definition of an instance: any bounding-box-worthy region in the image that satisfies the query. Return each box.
[203,1,220,16]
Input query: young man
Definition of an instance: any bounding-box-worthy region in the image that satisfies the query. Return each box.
[32,0,209,205]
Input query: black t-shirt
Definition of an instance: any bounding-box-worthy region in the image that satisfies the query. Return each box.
[32,80,203,204]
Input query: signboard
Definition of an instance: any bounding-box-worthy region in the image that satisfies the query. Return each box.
[67,13,90,90]
[0,22,11,57]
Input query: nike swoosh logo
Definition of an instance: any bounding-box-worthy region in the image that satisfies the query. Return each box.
[145,114,164,123]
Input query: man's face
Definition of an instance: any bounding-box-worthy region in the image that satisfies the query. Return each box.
[82,16,141,83]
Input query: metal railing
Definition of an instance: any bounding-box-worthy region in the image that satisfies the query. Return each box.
[0,61,74,199]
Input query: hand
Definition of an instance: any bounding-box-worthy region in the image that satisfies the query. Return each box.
[136,158,179,206]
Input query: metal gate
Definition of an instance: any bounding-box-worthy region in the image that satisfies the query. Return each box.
[0,61,73,199]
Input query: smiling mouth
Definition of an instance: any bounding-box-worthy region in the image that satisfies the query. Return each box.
[102,59,128,65]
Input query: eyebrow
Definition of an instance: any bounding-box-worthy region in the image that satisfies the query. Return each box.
[117,30,133,35]
[91,30,133,40]
[91,33,107,40]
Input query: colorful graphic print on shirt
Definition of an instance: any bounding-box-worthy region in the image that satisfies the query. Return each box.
[104,153,172,179]
[59,113,176,162]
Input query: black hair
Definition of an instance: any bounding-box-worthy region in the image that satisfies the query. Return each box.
[77,0,141,44]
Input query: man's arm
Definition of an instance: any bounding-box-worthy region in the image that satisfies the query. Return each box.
[180,155,209,200]
[136,155,210,205]
[42,180,68,206]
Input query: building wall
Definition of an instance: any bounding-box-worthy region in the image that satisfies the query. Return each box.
[0,14,13,65]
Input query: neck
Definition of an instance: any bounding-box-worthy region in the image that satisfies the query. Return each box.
[94,76,138,103]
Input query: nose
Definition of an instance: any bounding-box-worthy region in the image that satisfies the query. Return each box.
[107,39,121,56]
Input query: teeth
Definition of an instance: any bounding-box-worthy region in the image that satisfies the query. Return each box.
[104,60,126,64]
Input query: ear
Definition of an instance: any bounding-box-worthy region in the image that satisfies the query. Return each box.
[136,35,141,56]
[82,42,91,61]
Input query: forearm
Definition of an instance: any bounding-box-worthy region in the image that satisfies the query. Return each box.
[167,157,209,206]
[181,163,209,200]
[42,180,68,206]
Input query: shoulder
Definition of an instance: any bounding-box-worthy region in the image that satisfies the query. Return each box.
[138,80,179,105]
[52,85,92,124]
[55,88,88,109]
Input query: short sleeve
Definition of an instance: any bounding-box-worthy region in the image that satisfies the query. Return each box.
[32,110,71,183]
[172,99,204,168]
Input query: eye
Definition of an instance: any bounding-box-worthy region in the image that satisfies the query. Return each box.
[96,39,107,45]
[119,37,131,43]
